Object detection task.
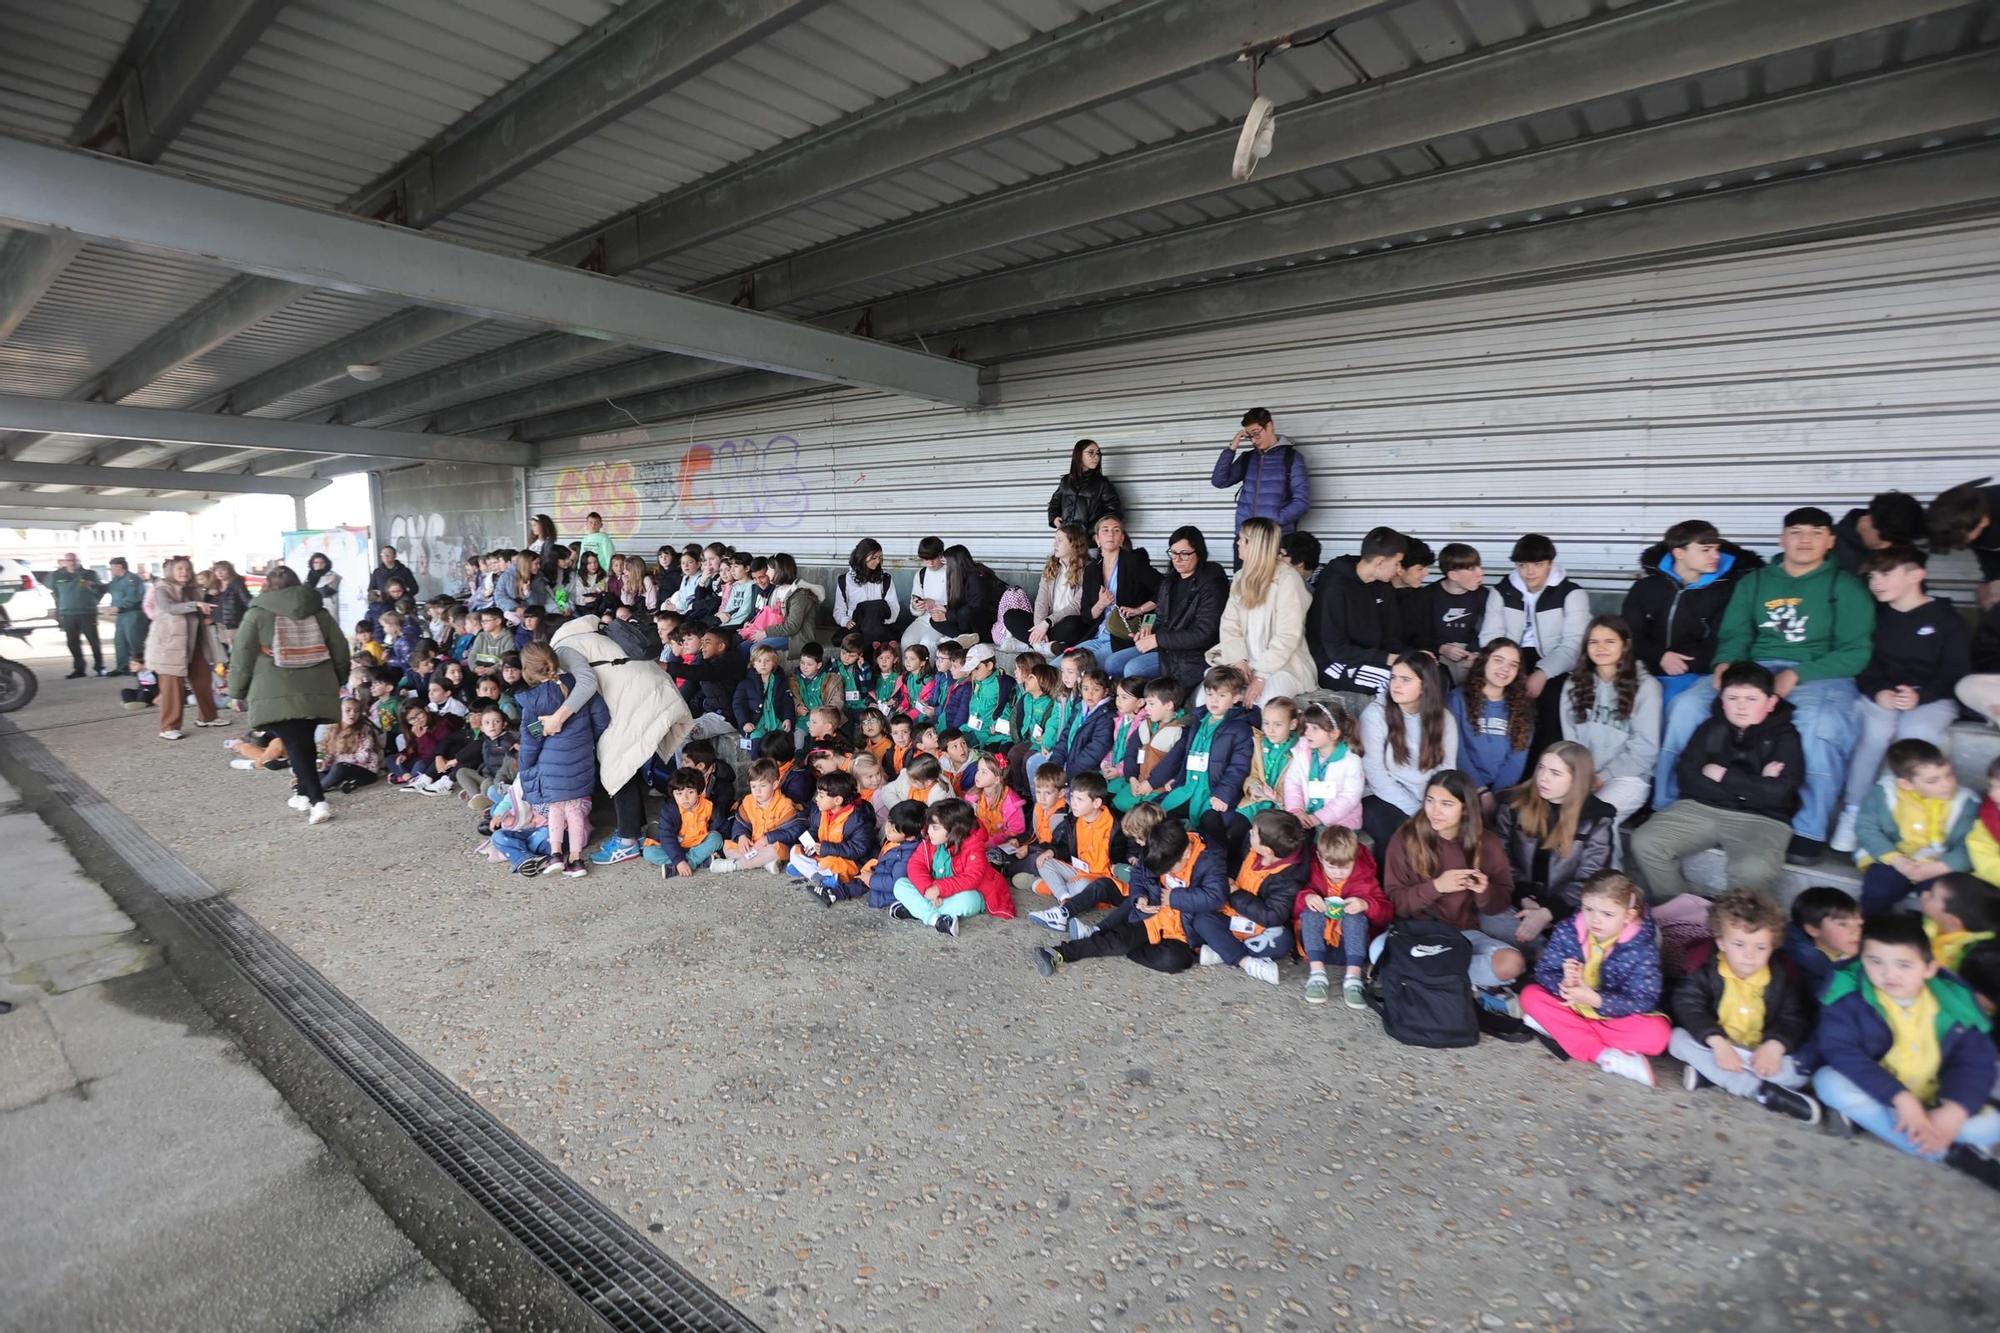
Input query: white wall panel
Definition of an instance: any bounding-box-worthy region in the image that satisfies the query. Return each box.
[532,219,2000,595]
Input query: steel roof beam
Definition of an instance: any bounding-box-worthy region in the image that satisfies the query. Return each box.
[0,232,84,343]
[0,392,534,467]
[416,0,1974,438]
[0,459,319,498]
[528,145,2000,443]
[320,333,614,427]
[0,140,986,408]
[0,508,178,528]
[0,487,207,514]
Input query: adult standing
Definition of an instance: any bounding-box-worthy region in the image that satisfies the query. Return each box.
[208,561,252,652]
[50,551,105,678]
[1207,517,1317,703]
[1210,407,1310,536]
[833,538,902,646]
[228,566,349,825]
[1109,524,1227,684]
[304,552,342,608]
[104,557,147,676]
[146,556,221,738]
[1046,438,1124,533]
[527,514,561,584]
[575,511,616,576]
[366,545,419,614]
[1076,515,1160,670]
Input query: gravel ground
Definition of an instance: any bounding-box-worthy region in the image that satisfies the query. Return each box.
[9,638,1994,1333]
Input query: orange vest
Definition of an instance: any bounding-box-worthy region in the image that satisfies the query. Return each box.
[974,789,1011,838]
[1031,800,1060,845]
[735,790,799,845]
[814,803,863,879]
[864,736,891,766]
[1073,809,1115,876]
[1144,833,1206,946]
[889,741,912,775]
[1225,855,1287,937]
[676,796,714,848]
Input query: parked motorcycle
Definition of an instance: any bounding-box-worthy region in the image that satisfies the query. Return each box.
[0,605,40,713]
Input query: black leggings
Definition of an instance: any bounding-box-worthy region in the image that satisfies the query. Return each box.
[1361,795,1410,853]
[612,772,648,841]
[850,600,897,647]
[265,717,326,805]
[1002,609,1092,652]
[319,762,378,792]
[1055,909,1195,972]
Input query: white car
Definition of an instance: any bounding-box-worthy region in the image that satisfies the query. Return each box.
[0,558,57,625]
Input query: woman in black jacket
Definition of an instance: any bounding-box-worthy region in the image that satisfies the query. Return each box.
[1491,741,1619,946]
[935,545,1005,643]
[1076,514,1160,671]
[1046,438,1124,534]
[1107,524,1225,690]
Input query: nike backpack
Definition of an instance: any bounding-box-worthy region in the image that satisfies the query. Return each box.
[1372,919,1480,1048]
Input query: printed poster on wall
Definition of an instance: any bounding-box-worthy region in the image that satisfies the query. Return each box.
[282,525,372,629]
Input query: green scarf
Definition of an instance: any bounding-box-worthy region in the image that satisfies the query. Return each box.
[754,676,782,738]
[837,662,864,710]
[873,671,902,708]
[1303,742,1349,815]
[1038,694,1075,754]
[1013,692,1054,745]
[1160,712,1221,816]
[796,670,829,712]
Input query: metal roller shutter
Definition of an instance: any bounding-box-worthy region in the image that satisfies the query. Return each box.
[531,219,2000,595]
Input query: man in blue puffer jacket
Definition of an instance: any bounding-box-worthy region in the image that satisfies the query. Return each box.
[1210,407,1310,537]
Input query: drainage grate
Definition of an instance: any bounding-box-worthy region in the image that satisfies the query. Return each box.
[1,727,760,1333]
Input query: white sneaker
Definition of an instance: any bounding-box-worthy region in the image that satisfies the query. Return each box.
[710,858,738,875]
[418,776,449,795]
[287,794,311,812]
[1829,804,1861,854]
[229,758,255,770]
[764,859,781,875]
[193,718,230,728]
[1596,1049,1657,1088]
[1240,956,1280,985]
[1029,904,1071,933]
[308,801,333,825]
[1197,945,1223,967]
[159,729,183,741]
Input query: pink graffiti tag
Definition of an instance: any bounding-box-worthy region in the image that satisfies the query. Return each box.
[675,433,809,534]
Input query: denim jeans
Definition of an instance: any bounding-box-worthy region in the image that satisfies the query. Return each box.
[1104,647,1160,679]
[1842,696,1958,808]
[491,826,551,868]
[1654,663,1859,840]
[1300,913,1370,968]
[1812,1067,2000,1160]
[1079,628,1116,672]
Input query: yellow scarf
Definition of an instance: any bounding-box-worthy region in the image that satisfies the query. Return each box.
[1888,787,1955,859]
[1878,988,1942,1105]
[1574,933,1615,1019]
[1716,960,1770,1049]
[1925,918,1995,974]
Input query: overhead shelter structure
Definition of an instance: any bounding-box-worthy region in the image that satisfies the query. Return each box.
[0,0,1995,586]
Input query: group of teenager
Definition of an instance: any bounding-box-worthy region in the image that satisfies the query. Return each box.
[184,431,2000,1190]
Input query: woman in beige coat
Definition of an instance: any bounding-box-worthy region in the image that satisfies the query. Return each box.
[1207,517,1317,704]
[144,555,222,738]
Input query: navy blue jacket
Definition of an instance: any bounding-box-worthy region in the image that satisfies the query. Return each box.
[516,675,608,803]
[733,667,798,734]
[1126,836,1231,919]
[809,800,880,878]
[1152,705,1256,807]
[1530,913,1664,1018]
[1051,698,1115,777]
[1805,971,1995,1112]
[867,841,920,909]
[1209,439,1310,533]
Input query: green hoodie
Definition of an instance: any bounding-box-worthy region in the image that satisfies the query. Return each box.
[1712,558,1874,683]
[228,585,351,728]
[1821,966,1990,1039]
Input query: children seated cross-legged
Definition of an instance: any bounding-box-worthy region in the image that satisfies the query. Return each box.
[1294,825,1392,1010]
[1628,662,1805,899]
[1108,676,1187,812]
[1188,810,1309,986]
[1492,742,1619,949]
[1035,814,1221,977]
[787,770,879,905]
[1235,696,1301,821]
[1809,913,2000,1187]
[715,758,807,875]
[888,797,1014,936]
[999,763,1068,879]
[862,800,928,909]
[1851,739,1979,915]
[966,753,1025,857]
[513,643,608,877]
[872,751,951,821]
[1024,770,1129,932]
[1920,872,2000,973]
[1282,701,1364,832]
[1154,665,1255,847]
[1668,888,1818,1122]
[1784,885,1863,1000]
[1446,638,1534,817]
[1559,615,1661,825]
[1379,769,1524,1016]
[1518,870,1670,1088]
[649,769,725,878]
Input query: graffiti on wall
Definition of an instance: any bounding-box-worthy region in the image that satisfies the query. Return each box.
[387,510,490,597]
[550,433,812,538]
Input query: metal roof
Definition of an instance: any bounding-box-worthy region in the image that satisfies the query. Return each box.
[0,0,1996,491]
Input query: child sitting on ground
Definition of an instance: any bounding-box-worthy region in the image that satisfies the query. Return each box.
[1034,815,1220,977]
[1236,696,1301,821]
[787,770,878,904]
[1629,662,1804,898]
[679,739,737,822]
[1920,872,2000,972]
[888,797,1013,935]
[649,769,724,877]
[737,644,797,747]
[1024,770,1128,932]
[515,642,608,876]
[317,697,382,793]
[1784,885,1863,1000]
[1295,825,1391,1011]
[438,703,515,810]
[1100,677,1147,780]
[1853,738,1979,914]
[850,752,885,805]
[1155,667,1254,847]
[1519,870,1670,1088]
[1189,809,1307,986]
[873,751,949,818]
[862,800,928,909]
[1108,676,1186,812]
[714,758,805,874]
[790,641,835,715]
[1668,888,1818,1122]
[1809,913,1999,1185]
[1001,763,1067,876]
[967,753,1025,855]
[388,707,458,790]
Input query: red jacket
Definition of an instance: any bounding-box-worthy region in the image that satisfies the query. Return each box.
[908,825,1014,920]
[1292,843,1392,944]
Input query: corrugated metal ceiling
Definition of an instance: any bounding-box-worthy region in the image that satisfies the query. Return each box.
[0,0,146,142]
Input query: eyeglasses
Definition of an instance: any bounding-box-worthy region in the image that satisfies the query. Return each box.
[1168,548,1197,559]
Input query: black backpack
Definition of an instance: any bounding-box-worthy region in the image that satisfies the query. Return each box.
[1371,919,1479,1048]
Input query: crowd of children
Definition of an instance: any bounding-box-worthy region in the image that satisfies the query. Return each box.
[206,480,2000,1190]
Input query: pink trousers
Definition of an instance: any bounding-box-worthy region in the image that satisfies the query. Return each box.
[1520,984,1670,1062]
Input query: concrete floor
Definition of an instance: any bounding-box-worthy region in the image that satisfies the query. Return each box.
[5,629,1995,1332]
[0,748,482,1332]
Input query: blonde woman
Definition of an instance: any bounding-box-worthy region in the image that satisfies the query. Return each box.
[1207,517,1316,705]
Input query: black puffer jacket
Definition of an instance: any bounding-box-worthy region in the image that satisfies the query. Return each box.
[1670,938,1812,1054]
[1676,696,1804,823]
[1621,540,1765,677]
[1046,471,1124,532]
[1151,561,1228,691]
[1492,794,1619,917]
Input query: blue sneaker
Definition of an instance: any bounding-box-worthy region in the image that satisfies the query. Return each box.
[589,837,641,866]
[783,863,805,879]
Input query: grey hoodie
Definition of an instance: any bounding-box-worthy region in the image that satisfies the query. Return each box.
[1361,699,1460,815]
[1558,671,1661,783]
